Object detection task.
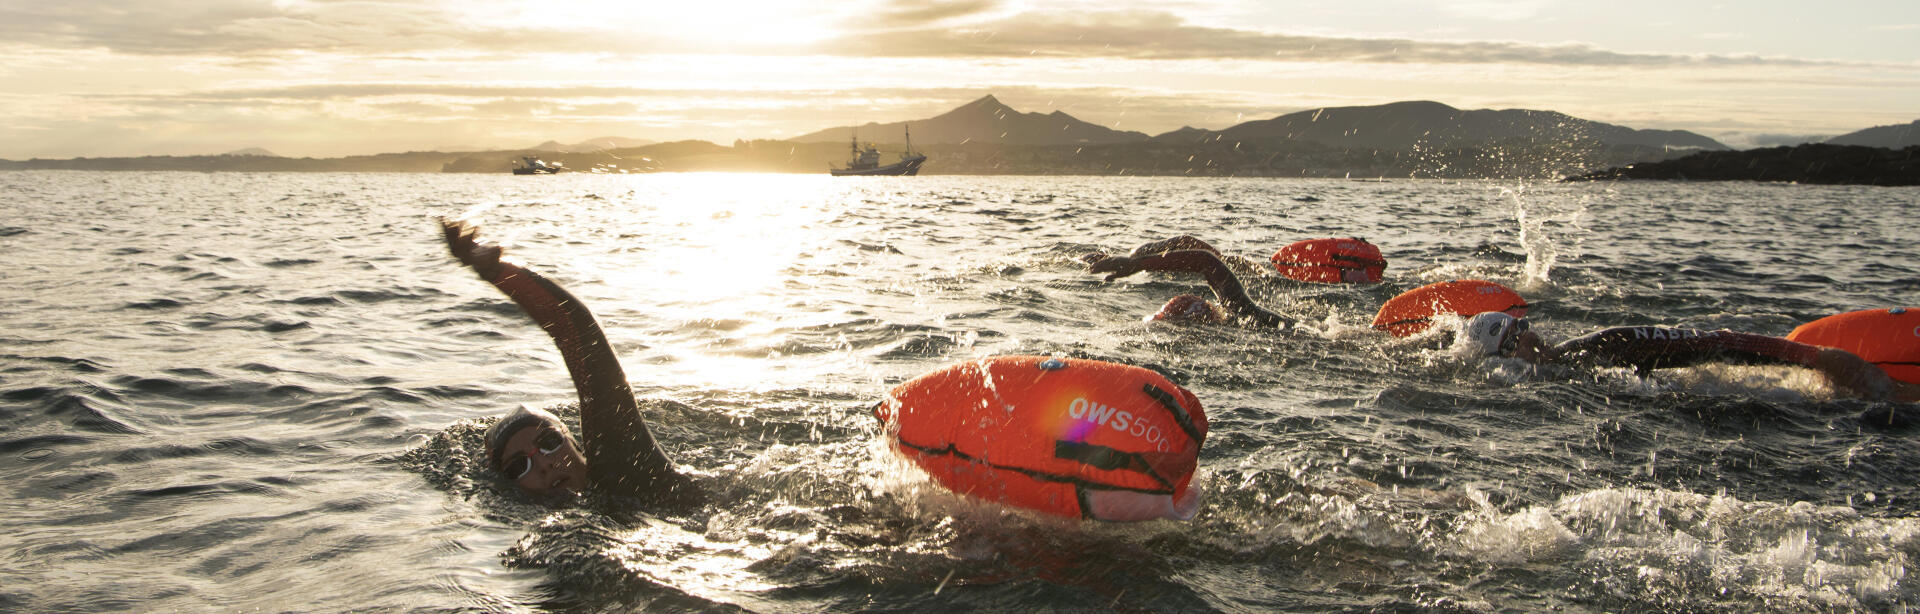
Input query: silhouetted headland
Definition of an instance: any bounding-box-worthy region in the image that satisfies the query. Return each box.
[1567,144,1920,186]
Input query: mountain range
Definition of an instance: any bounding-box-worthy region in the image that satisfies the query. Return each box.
[4,95,1914,181]
[794,96,1730,152]
[1149,100,1728,151]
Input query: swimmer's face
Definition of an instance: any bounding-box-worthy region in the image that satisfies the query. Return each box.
[500,425,588,499]
[1152,295,1223,323]
[1507,329,1548,363]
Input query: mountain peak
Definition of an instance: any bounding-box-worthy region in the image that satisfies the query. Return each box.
[953,94,1013,116]
[789,95,1148,146]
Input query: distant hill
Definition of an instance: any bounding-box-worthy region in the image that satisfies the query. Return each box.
[528,137,655,153]
[789,95,1149,146]
[222,147,279,157]
[1824,120,1920,149]
[1153,100,1729,151]
[0,150,474,172]
[1567,144,1920,185]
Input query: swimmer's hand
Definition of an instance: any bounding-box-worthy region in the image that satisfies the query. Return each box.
[1813,348,1895,402]
[1088,254,1146,281]
[441,218,507,281]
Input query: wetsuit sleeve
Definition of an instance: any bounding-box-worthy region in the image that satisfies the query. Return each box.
[441,220,696,504]
[1550,326,1821,374]
[1129,235,1219,257]
[1134,250,1295,329]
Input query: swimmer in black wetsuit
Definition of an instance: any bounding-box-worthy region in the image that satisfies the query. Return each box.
[1085,248,1296,329]
[1088,234,1385,284]
[441,219,701,506]
[1103,235,1274,279]
[1454,312,1918,402]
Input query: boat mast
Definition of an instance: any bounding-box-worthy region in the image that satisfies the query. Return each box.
[904,124,913,155]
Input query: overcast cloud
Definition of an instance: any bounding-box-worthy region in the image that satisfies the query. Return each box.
[0,1,1913,158]
[0,1,1868,69]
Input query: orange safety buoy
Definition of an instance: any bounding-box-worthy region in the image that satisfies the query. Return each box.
[1372,279,1529,337]
[876,356,1207,522]
[1271,237,1387,283]
[1787,307,1920,385]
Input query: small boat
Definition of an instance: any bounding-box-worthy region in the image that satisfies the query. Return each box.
[830,125,927,176]
[512,156,565,175]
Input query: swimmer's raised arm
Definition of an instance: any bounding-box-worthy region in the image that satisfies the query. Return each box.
[1090,250,1294,329]
[440,219,687,500]
[1129,235,1220,257]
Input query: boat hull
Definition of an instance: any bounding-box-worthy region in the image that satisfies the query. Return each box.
[831,155,926,176]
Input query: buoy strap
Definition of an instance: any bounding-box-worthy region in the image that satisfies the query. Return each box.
[893,438,1177,496]
[1273,254,1387,268]
[1141,383,1203,444]
[1053,440,1174,490]
[1376,302,1529,332]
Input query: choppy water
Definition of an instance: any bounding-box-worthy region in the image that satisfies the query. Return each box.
[2,170,1916,612]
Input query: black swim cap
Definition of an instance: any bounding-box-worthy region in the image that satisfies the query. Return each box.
[484,406,563,472]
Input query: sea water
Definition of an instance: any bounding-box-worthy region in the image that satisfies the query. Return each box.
[2,171,1916,611]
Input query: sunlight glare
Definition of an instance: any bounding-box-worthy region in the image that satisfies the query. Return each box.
[594,173,864,390]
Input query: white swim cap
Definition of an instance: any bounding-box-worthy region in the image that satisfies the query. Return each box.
[1455,312,1520,357]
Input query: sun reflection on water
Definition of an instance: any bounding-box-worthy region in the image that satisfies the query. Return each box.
[576,173,882,391]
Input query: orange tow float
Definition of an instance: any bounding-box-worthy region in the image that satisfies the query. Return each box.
[1271,237,1387,284]
[876,356,1207,522]
[1373,280,1529,337]
[1787,307,1920,385]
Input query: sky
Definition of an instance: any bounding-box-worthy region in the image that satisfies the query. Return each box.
[1,0,1916,159]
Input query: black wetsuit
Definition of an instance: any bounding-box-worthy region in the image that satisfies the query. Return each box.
[444,221,701,507]
[1133,250,1296,329]
[1551,326,1820,375]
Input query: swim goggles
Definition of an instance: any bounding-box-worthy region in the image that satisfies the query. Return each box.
[1498,318,1531,356]
[503,428,567,480]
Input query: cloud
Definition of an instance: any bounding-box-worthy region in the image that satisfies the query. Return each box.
[0,1,1863,70]
[832,10,1842,67]
[868,0,1003,28]
[0,0,470,56]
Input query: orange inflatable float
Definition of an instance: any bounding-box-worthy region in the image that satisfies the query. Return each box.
[1787,307,1920,385]
[876,356,1207,522]
[1271,237,1387,283]
[1372,280,1529,337]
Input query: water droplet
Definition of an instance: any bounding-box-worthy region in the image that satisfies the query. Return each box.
[1037,358,1067,371]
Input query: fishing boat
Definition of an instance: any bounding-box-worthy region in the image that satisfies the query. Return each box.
[512,156,564,175]
[830,126,927,176]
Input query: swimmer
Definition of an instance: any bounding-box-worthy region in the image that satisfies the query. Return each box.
[1086,248,1295,328]
[440,219,701,506]
[1084,235,1271,280]
[1454,312,1917,402]
[1085,234,1385,284]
